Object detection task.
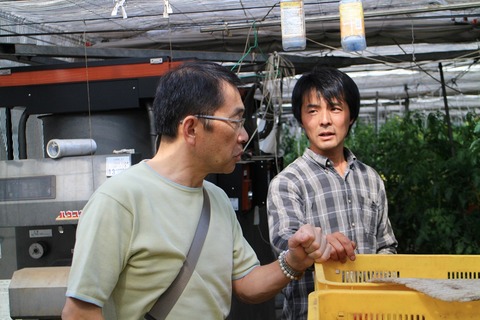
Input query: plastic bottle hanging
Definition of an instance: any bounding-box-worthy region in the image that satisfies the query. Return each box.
[280,0,306,51]
[339,0,367,52]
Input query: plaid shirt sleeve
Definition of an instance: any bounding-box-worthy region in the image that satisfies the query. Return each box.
[267,166,308,255]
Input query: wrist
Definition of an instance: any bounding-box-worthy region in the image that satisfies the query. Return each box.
[278,250,304,281]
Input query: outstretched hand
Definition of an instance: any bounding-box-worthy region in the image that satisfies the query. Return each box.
[286,224,332,272]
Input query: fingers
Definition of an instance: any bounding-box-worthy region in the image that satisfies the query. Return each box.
[297,226,331,262]
[287,224,314,250]
[302,226,321,254]
[326,232,356,263]
[315,243,332,263]
[310,227,331,263]
[287,226,356,270]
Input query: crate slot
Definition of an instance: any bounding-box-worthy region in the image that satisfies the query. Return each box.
[341,270,400,283]
[447,271,480,279]
[348,313,426,320]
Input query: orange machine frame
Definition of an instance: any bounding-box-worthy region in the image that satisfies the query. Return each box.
[0,59,184,88]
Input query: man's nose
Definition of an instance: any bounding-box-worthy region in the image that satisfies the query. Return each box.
[319,109,332,125]
[238,126,249,144]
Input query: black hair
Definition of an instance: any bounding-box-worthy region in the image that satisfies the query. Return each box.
[153,61,242,138]
[291,66,360,131]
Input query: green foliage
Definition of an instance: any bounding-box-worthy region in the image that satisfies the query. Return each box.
[280,124,309,167]
[346,112,480,254]
[280,111,480,254]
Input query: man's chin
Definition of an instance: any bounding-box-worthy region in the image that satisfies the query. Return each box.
[219,163,237,175]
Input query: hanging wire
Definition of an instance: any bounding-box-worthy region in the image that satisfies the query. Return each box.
[82,24,96,192]
[230,22,259,72]
[307,35,465,95]
[229,1,279,73]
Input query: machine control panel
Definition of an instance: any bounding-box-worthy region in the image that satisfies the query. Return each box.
[0,175,55,201]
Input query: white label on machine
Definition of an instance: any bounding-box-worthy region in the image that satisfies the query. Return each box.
[106,156,132,177]
[29,229,53,238]
[0,279,11,319]
[230,198,239,211]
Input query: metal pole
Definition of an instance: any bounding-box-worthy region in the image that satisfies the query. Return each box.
[201,2,480,32]
[438,62,455,156]
[375,91,379,134]
[5,107,14,160]
[404,84,410,115]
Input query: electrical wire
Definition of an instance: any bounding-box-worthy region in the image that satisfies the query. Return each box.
[82,27,96,193]
[308,36,467,95]
[230,22,259,73]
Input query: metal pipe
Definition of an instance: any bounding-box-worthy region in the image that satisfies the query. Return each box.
[201,2,480,32]
[46,139,97,159]
[146,101,158,156]
[18,109,29,159]
[5,107,13,160]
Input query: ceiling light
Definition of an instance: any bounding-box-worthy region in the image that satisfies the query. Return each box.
[111,0,127,19]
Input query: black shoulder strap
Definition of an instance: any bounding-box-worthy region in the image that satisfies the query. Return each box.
[145,188,211,320]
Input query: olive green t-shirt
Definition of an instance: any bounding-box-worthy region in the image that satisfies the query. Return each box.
[66,161,259,319]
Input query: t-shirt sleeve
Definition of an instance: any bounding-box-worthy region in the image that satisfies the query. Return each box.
[230,211,260,280]
[65,191,133,307]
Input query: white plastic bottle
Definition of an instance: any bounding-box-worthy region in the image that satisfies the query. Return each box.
[339,0,367,52]
[280,0,306,51]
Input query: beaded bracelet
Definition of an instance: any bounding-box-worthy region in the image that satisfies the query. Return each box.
[278,250,304,281]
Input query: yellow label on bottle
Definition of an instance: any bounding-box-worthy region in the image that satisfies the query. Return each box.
[280,1,302,9]
[280,1,305,40]
[339,2,365,38]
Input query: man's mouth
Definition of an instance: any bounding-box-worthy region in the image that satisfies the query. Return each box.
[319,132,334,137]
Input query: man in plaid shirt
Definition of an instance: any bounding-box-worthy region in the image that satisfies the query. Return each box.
[267,66,398,320]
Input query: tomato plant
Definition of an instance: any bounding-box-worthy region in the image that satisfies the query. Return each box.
[281,111,480,254]
[347,112,480,254]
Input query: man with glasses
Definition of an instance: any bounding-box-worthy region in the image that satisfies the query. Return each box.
[193,115,246,131]
[62,61,332,320]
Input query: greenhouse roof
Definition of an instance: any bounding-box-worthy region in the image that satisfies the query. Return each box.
[1,0,479,121]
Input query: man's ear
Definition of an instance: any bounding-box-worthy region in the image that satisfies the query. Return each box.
[180,116,199,145]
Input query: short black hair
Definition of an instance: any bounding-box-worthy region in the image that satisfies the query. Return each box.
[153,61,242,138]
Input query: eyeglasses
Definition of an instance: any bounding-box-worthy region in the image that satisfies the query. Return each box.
[194,115,246,131]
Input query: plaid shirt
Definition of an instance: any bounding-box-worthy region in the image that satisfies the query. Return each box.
[267,148,397,320]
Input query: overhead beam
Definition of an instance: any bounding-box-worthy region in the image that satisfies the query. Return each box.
[0,43,261,64]
[1,43,478,73]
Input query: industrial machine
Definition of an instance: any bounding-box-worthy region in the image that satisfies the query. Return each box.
[0,58,280,319]
[0,57,184,318]
[1,58,182,274]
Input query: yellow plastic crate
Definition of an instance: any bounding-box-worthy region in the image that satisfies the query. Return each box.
[314,254,480,291]
[308,289,480,320]
[309,254,480,320]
